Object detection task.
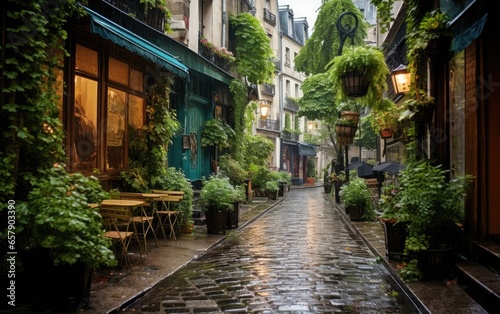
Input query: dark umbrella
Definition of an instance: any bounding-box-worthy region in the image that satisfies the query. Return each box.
[372,162,406,175]
[346,161,376,178]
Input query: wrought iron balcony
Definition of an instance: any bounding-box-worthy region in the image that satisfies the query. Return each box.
[261,83,275,96]
[105,0,165,32]
[198,41,232,73]
[258,119,280,131]
[284,97,299,112]
[264,8,277,26]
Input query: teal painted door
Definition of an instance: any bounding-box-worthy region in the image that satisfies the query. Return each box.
[183,99,211,181]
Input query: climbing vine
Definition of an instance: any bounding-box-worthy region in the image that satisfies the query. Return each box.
[122,74,180,191]
[229,79,248,162]
[1,0,81,202]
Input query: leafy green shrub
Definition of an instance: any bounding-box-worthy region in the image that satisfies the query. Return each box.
[219,155,248,186]
[251,167,271,189]
[17,165,116,268]
[340,177,376,220]
[199,176,246,211]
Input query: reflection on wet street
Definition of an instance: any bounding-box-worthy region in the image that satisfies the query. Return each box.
[123,187,418,313]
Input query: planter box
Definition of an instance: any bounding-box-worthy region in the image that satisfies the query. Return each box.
[205,206,228,234]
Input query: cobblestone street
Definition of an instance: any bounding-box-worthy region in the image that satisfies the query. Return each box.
[122,187,418,313]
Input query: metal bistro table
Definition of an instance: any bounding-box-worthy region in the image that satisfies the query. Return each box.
[142,193,182,240]
[100,199,155,257]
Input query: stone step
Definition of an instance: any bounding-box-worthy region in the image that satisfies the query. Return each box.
[474,240,500,274]
[455,260,500,313]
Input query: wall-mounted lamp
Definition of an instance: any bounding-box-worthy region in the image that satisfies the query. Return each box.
[391,64,411,95]
[259,100,270,119]
[307,121,314,130]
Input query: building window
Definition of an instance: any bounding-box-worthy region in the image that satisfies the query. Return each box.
[70,44,145,174]
[285,47,290,67]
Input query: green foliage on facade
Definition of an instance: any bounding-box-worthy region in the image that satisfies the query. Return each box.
[123,74,181,192]
[229,79,248,162]
[1,0,80,202]
[229,13,275,84]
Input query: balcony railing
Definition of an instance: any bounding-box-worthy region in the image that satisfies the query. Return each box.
[258,119,280,131]
[106,0,165,32]
[261,83,275,96]
[281,130,300,141]
[284,97,299,112]
[264,8,277,26]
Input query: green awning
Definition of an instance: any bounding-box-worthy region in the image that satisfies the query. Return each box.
[298,143,317,156]
[83,6,189,80]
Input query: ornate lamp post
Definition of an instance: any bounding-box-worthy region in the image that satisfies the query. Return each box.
[336,12,358,182]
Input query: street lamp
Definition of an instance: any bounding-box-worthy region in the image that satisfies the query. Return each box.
[259,100,270,119]
[391,64,411,94]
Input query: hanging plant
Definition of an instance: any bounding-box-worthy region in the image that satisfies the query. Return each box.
[328,46,390,107]
[370,98,402,132]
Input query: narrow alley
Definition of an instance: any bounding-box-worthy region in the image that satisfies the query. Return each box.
[121,187,419,313]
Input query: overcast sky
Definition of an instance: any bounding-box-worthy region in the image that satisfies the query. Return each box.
[278,0,323,32]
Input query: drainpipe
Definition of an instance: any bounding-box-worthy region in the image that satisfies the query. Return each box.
[221,0,226,47]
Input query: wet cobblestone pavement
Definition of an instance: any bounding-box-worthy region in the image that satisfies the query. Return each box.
[122,188,419,313]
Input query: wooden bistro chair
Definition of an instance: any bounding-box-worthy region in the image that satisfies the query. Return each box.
[106,197,158,255]
[100,206,143,267]
[151,190,184,240]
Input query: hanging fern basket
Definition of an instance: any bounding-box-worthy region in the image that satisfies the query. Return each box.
[341,70,370,97]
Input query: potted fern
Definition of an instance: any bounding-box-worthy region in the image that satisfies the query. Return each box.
[396,160,473,280]
[328,46,390,106]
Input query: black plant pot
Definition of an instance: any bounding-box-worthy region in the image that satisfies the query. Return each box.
[278,182,288,197]
[415,247,457,281]
[205,206,228,234]
[15,249,93,312]
[324,183,333,194]
[345,205,364,221]
[267,190,278,200]
[226,202,240,229]
[341,70,370,97]
[382,220,408,261]
[334,181,342,203]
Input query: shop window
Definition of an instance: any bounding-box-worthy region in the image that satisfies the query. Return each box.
[70,44,145,174]
[72,76,98,172]
[75,44,98,76]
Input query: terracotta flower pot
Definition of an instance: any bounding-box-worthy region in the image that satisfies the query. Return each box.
[379,128,394,139]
